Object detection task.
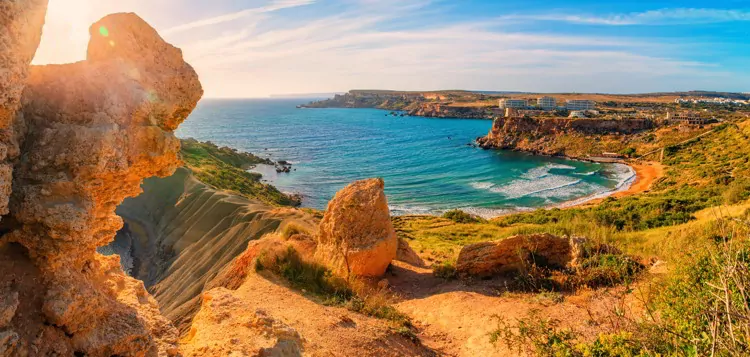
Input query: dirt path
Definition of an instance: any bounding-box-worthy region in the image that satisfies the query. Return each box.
[183,269,437,356]
[386,262,643,356]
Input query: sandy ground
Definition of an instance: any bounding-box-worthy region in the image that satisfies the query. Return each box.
[577,161,665,209]
[612,161,665,198]
[386,261,654,357]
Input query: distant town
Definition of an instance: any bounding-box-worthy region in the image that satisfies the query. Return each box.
[302,90,750,127]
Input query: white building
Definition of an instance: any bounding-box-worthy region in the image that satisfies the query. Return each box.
[499,99,528,109]
[566,100,596,111]
[569,111,587,118]
[537,96,557,110]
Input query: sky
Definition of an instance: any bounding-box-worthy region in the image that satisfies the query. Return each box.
[33,0,750,98]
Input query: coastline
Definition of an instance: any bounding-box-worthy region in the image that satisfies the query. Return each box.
[397,160,664,220]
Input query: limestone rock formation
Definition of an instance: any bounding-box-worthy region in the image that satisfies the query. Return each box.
[396,237,425,267]
[181,288,304,357]
[0,0,48,217]
[0,288,18,329]
[456,233,576,277]
[315,178,398,278]
[0,8,202,356]
[476,116,654,156]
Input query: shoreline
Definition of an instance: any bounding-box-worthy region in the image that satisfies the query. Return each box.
[395,161,664,220]
[251,157,663,220]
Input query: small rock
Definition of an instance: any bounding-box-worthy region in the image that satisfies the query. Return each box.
[0,290,19,328]
[0,330,19,356]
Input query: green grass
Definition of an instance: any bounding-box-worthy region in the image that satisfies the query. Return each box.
[490,218,750,356]
[255,245,413,329]
[180,138,300,206]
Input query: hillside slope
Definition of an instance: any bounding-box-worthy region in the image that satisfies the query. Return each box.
[114,167,318,330]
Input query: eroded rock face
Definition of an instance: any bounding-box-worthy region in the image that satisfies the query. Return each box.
[1,10,202,356]
[315,178,398,278]
[396,238,425,267]
[456,234,575,278]
[0,0,48,217]
[182,288,304,357]
[0,288,19,328]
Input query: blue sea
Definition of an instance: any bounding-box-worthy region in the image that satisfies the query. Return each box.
[176,99,634,217]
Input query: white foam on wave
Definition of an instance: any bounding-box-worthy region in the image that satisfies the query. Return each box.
[461,206,535,219]
[521,163,576,180]
[574,170,599,176]
[490,174,583,199]
[388,204,434,216]
[470,182,495,190]
[558,163,636,208]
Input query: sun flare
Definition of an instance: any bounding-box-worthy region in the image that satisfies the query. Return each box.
[33,0,97,64]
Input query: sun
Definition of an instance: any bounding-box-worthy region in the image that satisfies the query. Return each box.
[33,0,96,65]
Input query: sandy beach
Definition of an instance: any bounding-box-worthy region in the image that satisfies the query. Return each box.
[577,161,665,208]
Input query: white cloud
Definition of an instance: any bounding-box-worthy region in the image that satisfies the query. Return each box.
[163,0,315,35]
[171,5,729,97]
[500,8,750,26]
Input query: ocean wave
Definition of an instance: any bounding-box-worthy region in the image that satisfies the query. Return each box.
[557,164,636,208]
[574,170,599,176]
[470,182,495,190]
[521,163,576,180]
[490,174,583,199]
[388,204,435,216]
[460,206,535,219]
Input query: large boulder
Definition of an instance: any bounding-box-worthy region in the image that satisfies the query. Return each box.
[456,233,576,278]
[315,178,398,278]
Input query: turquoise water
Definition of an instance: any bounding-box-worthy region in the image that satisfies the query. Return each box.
[176,99,634,217]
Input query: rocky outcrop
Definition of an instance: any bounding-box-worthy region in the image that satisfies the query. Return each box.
[315,178,398,278]
[456,234,578,278]
[0,0,48,217]
[397,238,425,267]
[476,116,654,156]
[408,103,492,119]
[181,288,304,357]
[0,8,202,356]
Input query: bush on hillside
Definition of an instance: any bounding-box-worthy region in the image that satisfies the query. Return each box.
[442,210,483,224]
[492,219,750,356]
[433,261,458,280]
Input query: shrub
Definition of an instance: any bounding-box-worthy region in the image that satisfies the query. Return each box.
[566,254,644,289]
[433,261,458,280]
[257,246,413,328]
[489,312,578,356]
[723,179,750,205]
[281,223,308,239]
[442,210,483,224]
[255,246,351,304]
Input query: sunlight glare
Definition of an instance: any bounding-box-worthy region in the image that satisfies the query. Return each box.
[33,0,97,64]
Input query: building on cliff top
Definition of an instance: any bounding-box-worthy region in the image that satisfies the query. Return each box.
[499,99,528,109]
[537,96,557,110]
[666,111,709,125]
[566,100,597,111]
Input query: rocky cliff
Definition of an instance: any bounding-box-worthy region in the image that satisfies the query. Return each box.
[302,92,494,119]
[406,103,492,119]
[0,6,203,355]
[476,116,654,157]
